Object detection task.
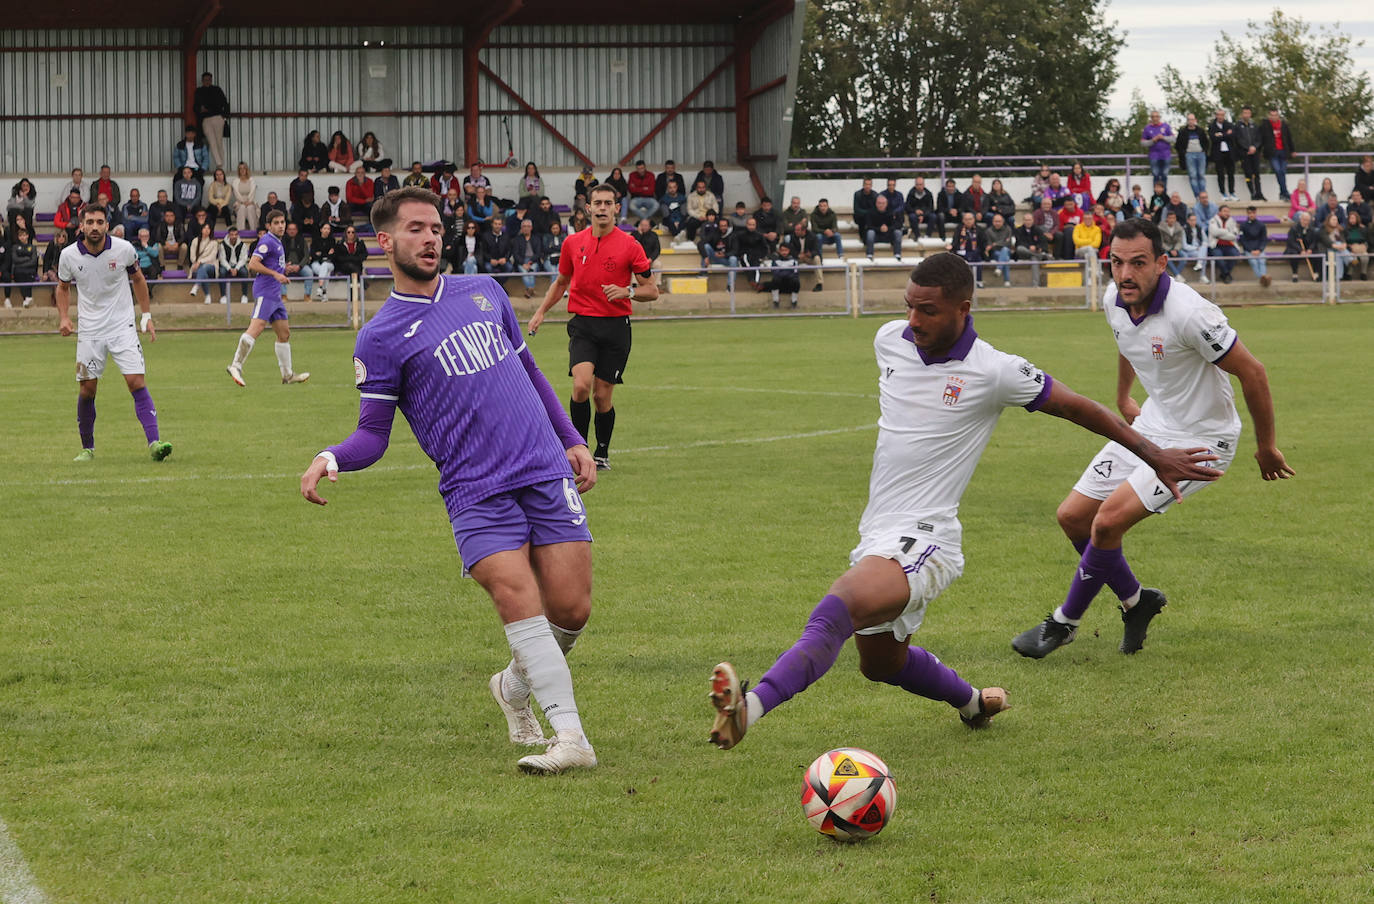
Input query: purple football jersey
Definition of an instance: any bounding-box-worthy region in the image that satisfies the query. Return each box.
[352,275,573,518]
[251,233,285,298]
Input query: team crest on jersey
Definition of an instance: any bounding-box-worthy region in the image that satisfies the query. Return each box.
[471,293,494,312]
[1150,336,1165,360]
[942,376,965,407]
[108,261,117,271]
[353,356,367,385]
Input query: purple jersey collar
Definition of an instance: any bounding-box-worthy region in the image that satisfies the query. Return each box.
[1116,273,1170,325]
[389,275,443,304]
[903,314,978,364]
[77,235,113,256]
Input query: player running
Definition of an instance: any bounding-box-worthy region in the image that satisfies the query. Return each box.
[708,253,1221,749]
[1011,218,1294,658]
[56,205,172,463]
[300,187,601,774]
[527,183,658,470]
[226,210,310,386]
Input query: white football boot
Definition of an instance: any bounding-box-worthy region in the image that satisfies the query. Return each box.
[489,671,548,746]
[517,729,597,775]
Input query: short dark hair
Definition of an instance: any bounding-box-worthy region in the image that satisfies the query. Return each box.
[82,205,107,222]
[371,185,442,233]
[588,183,620,202]
[1110,217,1164,257]
[910,252,975,302]
[703,159,715,168]
[818,197,829,204]
[664,159,676,166]
[760,196,772,204]
[265,209,286,225]
[1241,105,1253,113]
[635,159,646,166]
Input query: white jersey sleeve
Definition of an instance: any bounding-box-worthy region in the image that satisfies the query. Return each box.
[1180,300,1238,364]
[57,245,75,283]
[992,349,1053,410]
[116,238,139,273]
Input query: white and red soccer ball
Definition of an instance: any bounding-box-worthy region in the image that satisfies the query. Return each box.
[800,747,896,840]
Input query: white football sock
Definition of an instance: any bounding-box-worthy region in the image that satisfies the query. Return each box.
[1119,588,1142,609]
[503,620,582,703]
[275,341,293,378]
[548,620,582,655]
[1052,606,1081,626]
[770,289,780,303]
[744,690,763,728]
[504,615,587,744]
[957,687,982,719]
[231,333,255,368]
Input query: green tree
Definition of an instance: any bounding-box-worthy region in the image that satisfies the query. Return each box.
[791,0,1126,160]
[1157,9,1374,151]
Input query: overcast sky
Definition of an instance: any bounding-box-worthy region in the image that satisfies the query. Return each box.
[1104,1,1374,117]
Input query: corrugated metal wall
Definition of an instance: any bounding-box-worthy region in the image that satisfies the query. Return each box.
[748,2,806,202]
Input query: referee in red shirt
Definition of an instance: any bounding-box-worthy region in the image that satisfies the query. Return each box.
[528,184,659,470]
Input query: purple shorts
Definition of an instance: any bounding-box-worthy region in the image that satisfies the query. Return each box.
[451,477,592,572]
[251,290,287,323]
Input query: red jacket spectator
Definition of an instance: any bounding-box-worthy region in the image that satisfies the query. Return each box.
[53,192,84,235]
[627,166,656,198]
[1057,202,1085,232]
[346,172,374,209]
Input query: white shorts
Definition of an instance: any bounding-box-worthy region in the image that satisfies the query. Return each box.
[75,328,145,381]
[849,531,964,641]
[1072,433,1235,513]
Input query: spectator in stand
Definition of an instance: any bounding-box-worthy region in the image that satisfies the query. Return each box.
[754,197,781,250]
[1238,205,1270,286]
[1314,177,1338,212]
[567,209,590,234]
[1261,108,1295,201]
[447,220,480,275]
[479,217,513,276]
[403,161,429,189]
[463,163,491,201]
[121,189,149,237]
[853,177,879,226]
[809,198,842,257]
[53,189,85,241]
[1284,211,1318,281]
[1127,183,1147,218]
[1287,178,1315,223]
[219,226,251,304]
[173,166,203,219]
[1158,209,1185,279]
[468,185,494,231]
[1147,182,1169,221]
[1095,177,1123,211]
[1072,210,1101,262]
[1175,113,1210,199]
[1315,212,1351,278]
[632,218,661,275]
[1014,211,1052,285]
[233,163,258,232]
[373,164,400,200]
[510,218,551,297]
[440,187,466,231]
[302,222,336,297]
[659,181,687,237]
[326,130,355,173]
[299,130,329,173]
[1029,163,1052,205]
[152,208,186,267]
[948,211,986,286]
[333,225,369,280]
[290,190,321,238]
[529,196,560,235]
[1182,212,1208,282]
[187,207,212,242]
[1164,191,1189,227]
[959,174,989,223]
[905,176,939,237]
[1142,109,1175,189]
[1193,191,1218,235]
[41,228,69,284]
[684,180,719,242]
[1207,204,1241,283]
[983,211,1014,286]
[282,220,308,287]
[1032,197,1059,250]
[88,164,121,206]
[173,125,211,178]
[787,218,825,293]
[937,178,962,237]
[430,164,459,198]
[1105,195,1127,223]
[132,227,161,281]
[321,186,351,231]
[1043,172,1070,208]
[861,194,902,260]
[574,166,599,201]
[4,227,39,309]
[1209,108,1238,201]
[59,168,85,206]
[1344,209,1368,279]
[187,221,221,300]
[346,164,375,222]
[1317,193,1346,232]
[1067,161,1092,209]
[544,220,566,271]
[1354,155,1374,201]
[93,192,121,230]
[626,161,658,223]
[879,178,906,227]
[727,216,769,291]
[1055,197,1086,259]
[1233,106,1265,201]
[520,162,544,200]
[355,132,388,172]
[781,196,808,236]
[206,168,234,226]
[765,242,801,309]
[1347,190,1371,227]
[987,178,1015,227]
[692,160,725,211]
[259,191,287,229]
[193,72,230,170]
[655,160,687,201]
[7,178,37,234]
[604,168,629,209]
[727,201,749,230]
[697,211,730,271]
[288,169,315,206]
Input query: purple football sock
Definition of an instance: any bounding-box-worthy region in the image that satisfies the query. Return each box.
[1071,536,1089,555]
[1071,536,1139,601]
[752,594,853,715]
[879,645,973,707]
[1060,542,1140,620]
[131,387,159,443]
[77,396,96,449]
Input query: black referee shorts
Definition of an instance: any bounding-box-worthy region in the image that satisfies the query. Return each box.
[567,314,632,384]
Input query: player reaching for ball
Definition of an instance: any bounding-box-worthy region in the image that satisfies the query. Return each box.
[56,205,173,463]
[1010,217,1294,659]
[300,187,600,775]
[709,253,1222,749]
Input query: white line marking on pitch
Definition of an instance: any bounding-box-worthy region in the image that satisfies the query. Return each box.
[0,817,48,904]
[8,423,878,490]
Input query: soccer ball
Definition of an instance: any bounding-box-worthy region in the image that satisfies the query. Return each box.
[800,747,896,840]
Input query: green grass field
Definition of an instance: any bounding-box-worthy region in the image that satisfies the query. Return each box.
[0,304,1370,903]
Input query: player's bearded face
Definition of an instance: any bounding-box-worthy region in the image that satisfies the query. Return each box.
[390,212,442,280]
[83,218,107,244]
[904,283,968,354]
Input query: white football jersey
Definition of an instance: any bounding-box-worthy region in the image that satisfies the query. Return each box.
[859,318,1053,547]
[1104,274,1241,440]
[58,236,139,336]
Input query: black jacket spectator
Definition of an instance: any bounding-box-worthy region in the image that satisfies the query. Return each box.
[1208,118,1237,162]
[753,206,781,240]
[151,216,185,249]
[693,167,725,208]
[299,133,329,172]
[260,197,287,227]
[728,226,769,264]
[655,169,686,199]
[528,200,561,235]
[633,228,661,263]
[858,205,901,238]
[373,173,400,198]
[194,82,230,127]
[1174,122,1210,167]
[1238,217,1268,254]
[508,232,547,268]
[1260,118,1295,159]
[147,195,177,227]
[1354,162,1374,201]
[282,230,309,270]
[292,199,322,237]
[9,235,39,282]
[289,174,316,206]
[334,236,369,276]
[1284,221,1318,255]
[937,186,963,224]
[309,231,337,267]
[479,229,513,271]
[1014,223,1051,256]
[988,190,1016,223]
[852,186,879,223]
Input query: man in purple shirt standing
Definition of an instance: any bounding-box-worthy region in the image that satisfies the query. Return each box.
[1141,110,1176,194]
[226,209,310,386]
[299,186,600,775]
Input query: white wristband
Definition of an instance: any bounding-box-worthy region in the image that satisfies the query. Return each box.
[317,450,338,473]
[139,312,152,332]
